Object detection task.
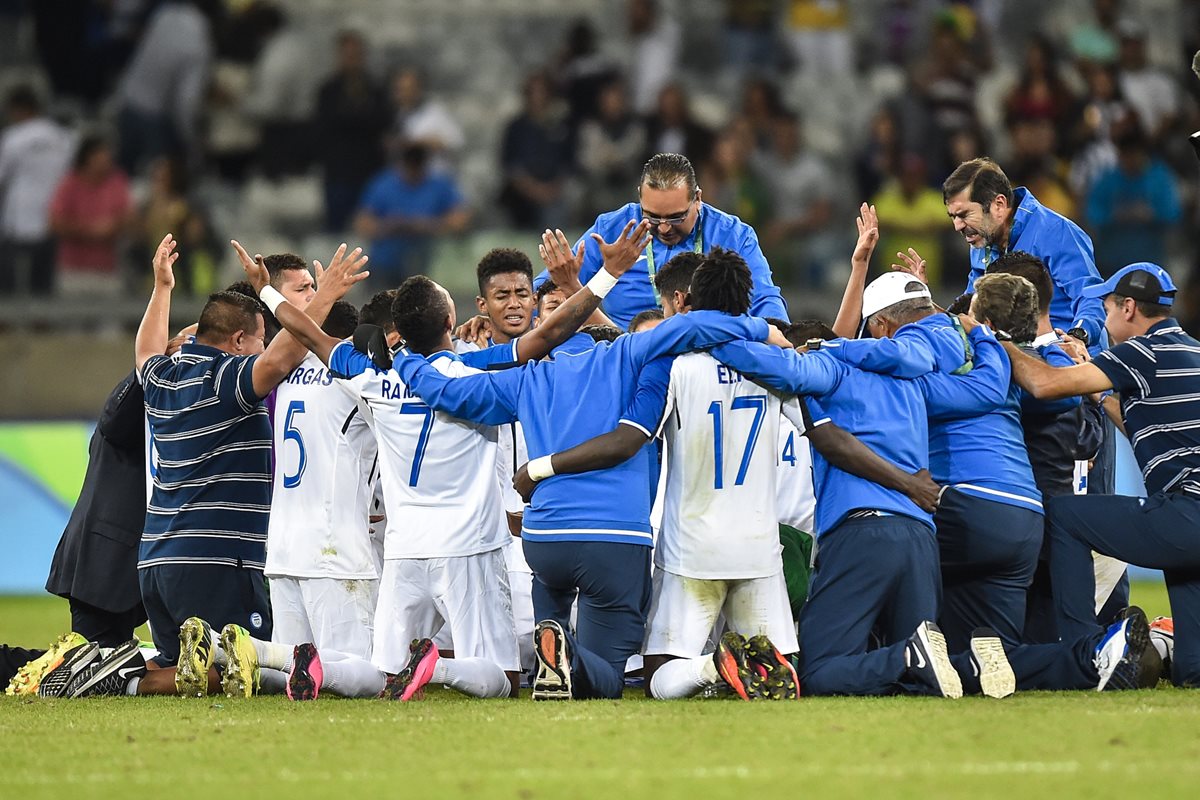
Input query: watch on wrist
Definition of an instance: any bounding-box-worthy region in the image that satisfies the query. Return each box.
[994,329,1013,342]
[1065,326,1090,346]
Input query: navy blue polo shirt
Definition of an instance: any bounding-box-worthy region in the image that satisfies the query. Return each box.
[139,343,272,570]
[1092,318,1200,498]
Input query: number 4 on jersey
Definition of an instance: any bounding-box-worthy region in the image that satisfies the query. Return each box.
[706,395,767,489]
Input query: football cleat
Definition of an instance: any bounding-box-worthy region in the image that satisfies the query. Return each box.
[66,640,145,697]
[906,621,962,699]
[220,623,260,698]
[1095,606,1153,691]
[531,620,572,701]
[6,632,89,696]
[286,643,323,701]
[37,642,101,698]
[744,634,800,700]
[379,638,438,701]
[969,627,1015,699]
[1149,616,1174,673]
[176,617,214,698]
[713,632,757,701]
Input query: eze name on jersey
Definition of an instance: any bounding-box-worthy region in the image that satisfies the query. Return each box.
[716,365,744,385]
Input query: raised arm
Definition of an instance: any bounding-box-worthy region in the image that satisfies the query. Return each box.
[1047,225,1105,352]
[236,241,369,396]
[832,203,877,339]
[1000,340,1113,400]
[135,234,179,373]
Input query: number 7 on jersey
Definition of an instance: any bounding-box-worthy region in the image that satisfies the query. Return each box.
[706,395,767,489]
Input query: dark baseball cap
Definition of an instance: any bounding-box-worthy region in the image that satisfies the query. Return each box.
[1082,262,1176,306]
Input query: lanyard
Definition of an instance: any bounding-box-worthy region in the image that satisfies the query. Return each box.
[645,218,704,306]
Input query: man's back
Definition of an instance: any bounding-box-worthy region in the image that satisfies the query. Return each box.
[140,343,271,569]
[0,117,73,240]
[657,352,786,580]
[266,351,379,580]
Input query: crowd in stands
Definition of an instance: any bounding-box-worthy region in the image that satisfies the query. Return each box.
[0,0,1196,306]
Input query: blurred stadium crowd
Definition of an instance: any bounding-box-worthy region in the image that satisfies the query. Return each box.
[0,0,1197,322]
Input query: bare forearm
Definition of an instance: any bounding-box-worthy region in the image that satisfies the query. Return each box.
[135,285,171,370]
[809,424,916,495]
[551,426,648,474]
[272,299,339,366]
[519,283,603,361]
[832,263,868,339]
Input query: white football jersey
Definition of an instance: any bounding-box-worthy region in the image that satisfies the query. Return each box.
[343,351,509,559]
[776,416,816,534]
[266,351,379,580]
[655,352,800,580]
[495,420,531,573]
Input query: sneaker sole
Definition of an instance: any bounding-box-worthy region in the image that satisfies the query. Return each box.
[8,634,87,696]
[176,619,212,698]
[37,643,100,698]
[714,647,753,701]
[287,644,322,701]
[67,640,142,697]
[918,623,963,699]
[970,634,1015,699]
[400,644,438,702]
[532,625,571,701]
[220,626,260,698]
[1100,609,1150,692]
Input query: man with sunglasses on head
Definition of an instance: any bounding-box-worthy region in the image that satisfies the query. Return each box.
[533,152,789,331]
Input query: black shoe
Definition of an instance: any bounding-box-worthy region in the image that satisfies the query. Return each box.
[37,642,100,697]
[1096,607,1157,691]
[744,634,800,700]
[905,621,962,698]
[968,627,1014,699]
[66,640,145,697]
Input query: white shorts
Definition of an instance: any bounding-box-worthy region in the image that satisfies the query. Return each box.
[268,576,377,660]
[372,548,520,674]
[509,568,535,671]
[643,568,799,658]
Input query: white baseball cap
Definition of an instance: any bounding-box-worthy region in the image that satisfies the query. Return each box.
[861,272,933,320]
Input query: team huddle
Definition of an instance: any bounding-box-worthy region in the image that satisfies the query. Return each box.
[12,153,1200,703]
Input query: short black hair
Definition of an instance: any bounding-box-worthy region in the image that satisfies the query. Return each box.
[786,320,836,347]
[264,253,308,289]
[640,152,698,196]
[946,292,975,315]
[225,280,279,341]
[476,248,533,295]
[987,251,1053,315]
[391,276,451,355]
[72,134,108,172]
[536,280,563,311]
[1111,294,1172,320]
[196,291,262,342]
[361,289,399,333]
[322,300,361,339]
[580,324,623,343]
[629,309,664,332]
[654,250,705,299]
[942,157,1014,208]
[689,247,752,315]
[764,317,791,331]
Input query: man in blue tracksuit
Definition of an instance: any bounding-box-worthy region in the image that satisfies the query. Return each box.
[943,157,1105,353]
[532,152,788,330]
[709,317,1012,697]
[826,272,1044,653]
[391,266,783,700]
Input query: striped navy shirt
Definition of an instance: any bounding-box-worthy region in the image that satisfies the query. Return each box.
[1092,318,1200,499]
[138,343,272,570]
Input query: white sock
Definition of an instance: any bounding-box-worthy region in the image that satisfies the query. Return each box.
[431,657,511,698]
[319,651,387,698]
[258,668,288,695]
[251,638,294,672]
[205,626,227,668]
[649,656,719,700]
[125,677,141,695]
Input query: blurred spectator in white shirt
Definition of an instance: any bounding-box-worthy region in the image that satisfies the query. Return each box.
[0,86,75,296]
[391,67,464,174]
[626,0,680,115]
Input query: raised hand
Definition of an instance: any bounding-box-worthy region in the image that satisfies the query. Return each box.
[539,228,585,290]
[890,247,928,285]
[956,313,981,334]
[152,234,179,290]
[313,243,370,301]
[590,219,652,278]
[230,239,270,292]
[852,203,879,268]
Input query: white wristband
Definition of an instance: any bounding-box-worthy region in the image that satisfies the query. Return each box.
[259,285,286,316]
[527,455,556,482]
[585,268,620,299]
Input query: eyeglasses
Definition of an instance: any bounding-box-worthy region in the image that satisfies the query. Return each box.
[642,198,697,227]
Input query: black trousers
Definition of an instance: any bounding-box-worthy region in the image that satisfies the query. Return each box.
[0,646,45,688]
[69,598,147,648]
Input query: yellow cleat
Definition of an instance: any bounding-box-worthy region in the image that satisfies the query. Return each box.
[220,624,260,698]
[6,632,89,696]
[176,617,214,698]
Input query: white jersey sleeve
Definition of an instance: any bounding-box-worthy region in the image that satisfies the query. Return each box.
[776,399,816,535]
[345,351,508,559]
[265,351,380,580]
[656,352,784,580]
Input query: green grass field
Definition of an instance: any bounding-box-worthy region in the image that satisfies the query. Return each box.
[1,584,1193,800]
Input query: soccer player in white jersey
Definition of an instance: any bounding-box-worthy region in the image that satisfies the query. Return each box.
[265,299,381,660]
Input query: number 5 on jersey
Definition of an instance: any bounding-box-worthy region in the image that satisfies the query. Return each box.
[283,400,307,489]
[706,395,767,489]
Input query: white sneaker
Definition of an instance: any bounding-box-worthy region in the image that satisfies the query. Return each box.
[906,621,962,699]
[969,628,1015,699]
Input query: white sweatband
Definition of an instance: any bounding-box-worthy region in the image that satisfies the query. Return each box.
[585,268,620,299]
[259,285,287,315]
[527,455,556,482]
